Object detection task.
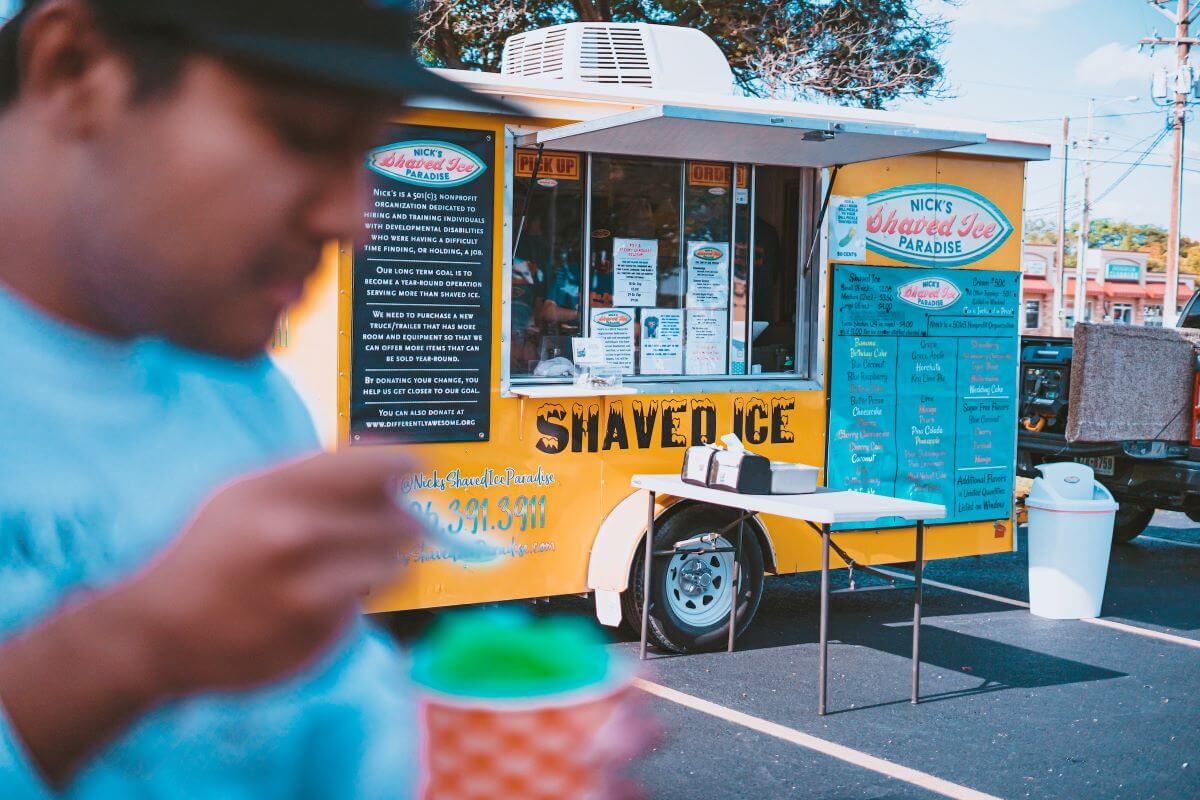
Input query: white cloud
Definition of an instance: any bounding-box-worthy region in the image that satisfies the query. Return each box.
[1075,42,1174,87]
[947,0,1080,28]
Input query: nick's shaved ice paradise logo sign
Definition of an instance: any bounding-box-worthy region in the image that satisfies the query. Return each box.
[864,183,1013,268]
[591,309,633,328]
[897,277,961,310]
[367,140,486,188]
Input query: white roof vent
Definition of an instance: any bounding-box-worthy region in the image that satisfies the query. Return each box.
[501,23,735,96]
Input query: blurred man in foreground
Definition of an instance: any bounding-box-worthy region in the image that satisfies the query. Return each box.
[0,1,507,796]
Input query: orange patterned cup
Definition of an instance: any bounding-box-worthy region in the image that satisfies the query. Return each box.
[417,677,634,799]
[410,610,637,800]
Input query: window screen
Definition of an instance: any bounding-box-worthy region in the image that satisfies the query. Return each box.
[749,166,802,375]
[509,151,814,383]
[510,151,586,377]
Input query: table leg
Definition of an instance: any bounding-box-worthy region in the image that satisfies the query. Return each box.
[639,491,656,661]
[911,519,925,705]
[818,523,830,716]
[728,517,744,653]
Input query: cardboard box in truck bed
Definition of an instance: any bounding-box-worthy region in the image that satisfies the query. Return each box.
[1067,323,1200,443]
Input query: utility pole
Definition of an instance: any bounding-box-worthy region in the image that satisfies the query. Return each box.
[1074,101,1097,328]
[1142,0,1200,326]
[1055,115,1069,336]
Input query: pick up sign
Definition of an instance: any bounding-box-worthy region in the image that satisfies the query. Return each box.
[832,183,1013,268]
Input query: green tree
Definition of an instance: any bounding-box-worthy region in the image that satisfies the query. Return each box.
[1025,216,1200,274]
[416,0,955,108]
[1087,218,1166,253]
[1023,217,1058,245]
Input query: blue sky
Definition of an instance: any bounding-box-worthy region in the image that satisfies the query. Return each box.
[1,0,1195,238]
[898,0,1200,238]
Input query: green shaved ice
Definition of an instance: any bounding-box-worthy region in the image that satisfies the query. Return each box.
[411,608,612,699]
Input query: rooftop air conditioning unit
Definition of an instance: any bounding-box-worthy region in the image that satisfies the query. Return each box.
[500,22,735,96]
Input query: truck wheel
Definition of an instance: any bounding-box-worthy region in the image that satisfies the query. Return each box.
[1113,502,1154,544]
[621,504,765,654]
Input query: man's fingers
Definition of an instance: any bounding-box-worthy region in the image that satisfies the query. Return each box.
[306,557,408,601]
[303,507,424,594]
[274,449,418,506]
[281,505,424,570]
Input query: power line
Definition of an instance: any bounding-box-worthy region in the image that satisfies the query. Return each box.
[1093,127,1171,204]
[1085,126,1166,160]
[1042,155,1174,167]
[1026,197,1083,215]
[1026,182,1066,198]
[1092,126,1200,166]
[1000,110,1163,123]
[960,80,1155,100]
[1026,127,1176,218]
[1041,150,1200,168]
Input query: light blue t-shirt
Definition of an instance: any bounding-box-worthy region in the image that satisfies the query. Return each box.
[0,286,414,798]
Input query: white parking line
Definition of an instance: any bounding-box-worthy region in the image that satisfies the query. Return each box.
[1141,534,1200,549]
[1079,616,1200,648]
[873,568,1200,650]
[635,678,1003,800]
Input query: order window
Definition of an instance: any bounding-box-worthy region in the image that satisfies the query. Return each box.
[510,151,587,376]
[509,151,816,383]
[1112,303,1132,325]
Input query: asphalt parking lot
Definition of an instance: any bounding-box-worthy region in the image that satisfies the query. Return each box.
[625,514,1200,800]
[384,513,1200,799]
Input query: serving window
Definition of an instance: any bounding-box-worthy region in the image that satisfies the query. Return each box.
[509,148,819,386]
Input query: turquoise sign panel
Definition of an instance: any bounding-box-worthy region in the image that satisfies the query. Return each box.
[827,265,1020,529]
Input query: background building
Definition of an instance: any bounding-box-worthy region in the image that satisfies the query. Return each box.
[1020,244,1195,335]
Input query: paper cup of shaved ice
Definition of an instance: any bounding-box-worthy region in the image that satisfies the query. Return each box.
[410,608,637,800]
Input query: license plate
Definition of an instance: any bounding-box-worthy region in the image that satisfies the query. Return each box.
[1074,456,1115,476]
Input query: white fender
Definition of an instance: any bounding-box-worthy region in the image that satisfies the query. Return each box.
[587,489,669,627]
[587,488,776,627]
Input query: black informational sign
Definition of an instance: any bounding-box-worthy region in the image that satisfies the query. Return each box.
[349,124,494,445]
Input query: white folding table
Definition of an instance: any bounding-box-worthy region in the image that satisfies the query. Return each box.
[631,474,947,715]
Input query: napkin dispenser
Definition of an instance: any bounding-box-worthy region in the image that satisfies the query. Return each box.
[681,444,720,487]
[708,449,772,494]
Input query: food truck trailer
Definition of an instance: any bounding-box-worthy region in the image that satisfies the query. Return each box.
[273,23,1051,653]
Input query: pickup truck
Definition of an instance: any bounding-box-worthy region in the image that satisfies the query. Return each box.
[1017,297,1200,542]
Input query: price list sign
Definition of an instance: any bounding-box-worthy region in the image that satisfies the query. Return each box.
[827,265,1020,528]
[349,124,494,445]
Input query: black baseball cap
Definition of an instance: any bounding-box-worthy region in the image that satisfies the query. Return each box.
[8,0,517,111]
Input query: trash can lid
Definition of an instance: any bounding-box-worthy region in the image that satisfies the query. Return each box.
[1027,462,1118,512]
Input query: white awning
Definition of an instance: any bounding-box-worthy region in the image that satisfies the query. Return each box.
[514,104,987,167]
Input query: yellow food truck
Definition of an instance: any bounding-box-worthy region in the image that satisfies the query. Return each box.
[274,23,1050,653]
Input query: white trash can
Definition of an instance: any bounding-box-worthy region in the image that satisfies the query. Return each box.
[1025,462,1119,619]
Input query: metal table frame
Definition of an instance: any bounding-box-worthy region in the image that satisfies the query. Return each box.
[633,476,941,715]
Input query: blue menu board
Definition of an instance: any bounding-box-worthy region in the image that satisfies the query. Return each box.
[828,265,1020,528]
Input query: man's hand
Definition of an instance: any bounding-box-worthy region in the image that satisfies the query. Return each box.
[127,449,421,692]
[0,449,421,786]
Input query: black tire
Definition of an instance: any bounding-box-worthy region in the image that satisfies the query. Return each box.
[620,503,765,654]
[1113,501,1154,544]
